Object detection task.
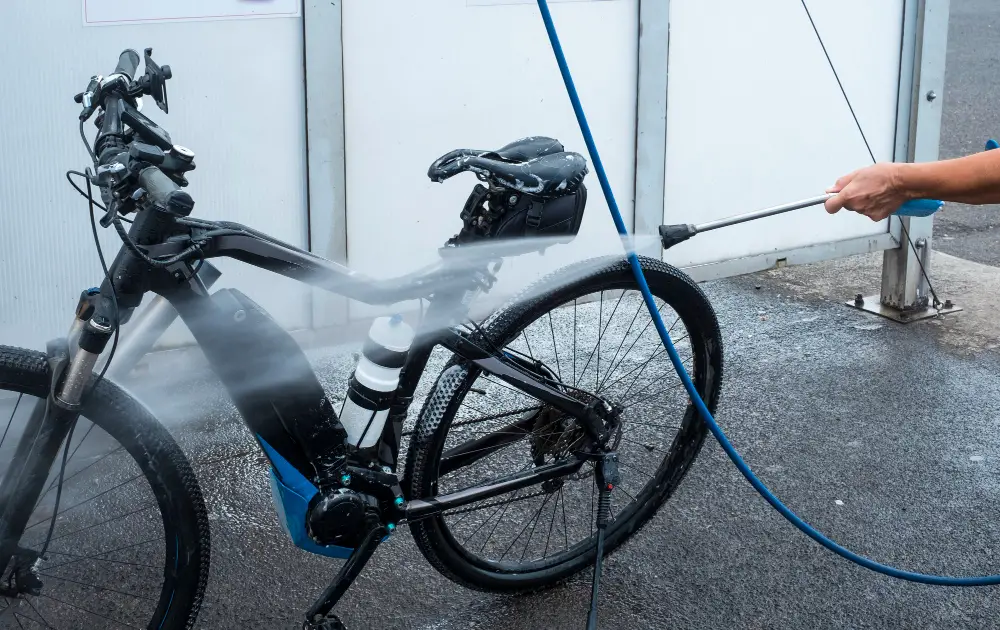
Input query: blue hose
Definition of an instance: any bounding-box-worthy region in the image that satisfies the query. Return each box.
[536,0,1000,586]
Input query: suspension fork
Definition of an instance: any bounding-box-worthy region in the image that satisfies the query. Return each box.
[0,331,104,577]
[0,262,220,578]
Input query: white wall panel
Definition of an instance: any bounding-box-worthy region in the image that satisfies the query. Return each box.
[663,0,905,267]
[341,0,638,317]
[0,0,308,350]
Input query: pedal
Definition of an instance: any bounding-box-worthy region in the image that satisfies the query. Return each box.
[11,548,43,597]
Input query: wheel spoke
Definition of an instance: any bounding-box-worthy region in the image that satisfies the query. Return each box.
[36,571,155,602]
[41,537,161,573]
[35,592,140,629]
[598,309,677,391]
[520,330,535,360]
[547,312,563,382]
[21,600,54,630]
[618,461,653,480]
[560,486,569,551]
[36,444,124,511]
[618,332,690,401]
[586,290,627,393]
[1,393,23,452]
[597,297,645,392]
[621,381,687,411]
[42,502,155,545]
[23,473,144,534]
[573,299,577,385]
[419,279,719,582]
[542,489,560,559]
[479,489,519,553]
[460,502,505,546]
[440,427,566,477]
[618,436,669,457]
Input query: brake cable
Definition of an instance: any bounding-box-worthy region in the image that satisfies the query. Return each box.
[536,0,1000,603]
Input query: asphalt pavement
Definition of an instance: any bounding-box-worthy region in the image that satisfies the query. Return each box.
[116,251,1000,630]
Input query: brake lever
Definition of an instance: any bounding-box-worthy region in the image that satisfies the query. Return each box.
[75,75,103,122]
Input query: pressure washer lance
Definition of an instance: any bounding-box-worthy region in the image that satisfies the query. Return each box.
[658,196,944,250]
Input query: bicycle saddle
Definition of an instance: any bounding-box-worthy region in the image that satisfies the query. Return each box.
[427,136,589,199]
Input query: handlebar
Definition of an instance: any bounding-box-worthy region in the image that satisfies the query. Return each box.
[138,166,193,215]
[113,49,141,81]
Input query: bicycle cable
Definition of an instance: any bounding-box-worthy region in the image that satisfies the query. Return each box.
[37,168,124,560]
[537,0,1000,586]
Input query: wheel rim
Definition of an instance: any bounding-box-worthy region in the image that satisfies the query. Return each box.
[430,286,708,573]
[0,390,172,630]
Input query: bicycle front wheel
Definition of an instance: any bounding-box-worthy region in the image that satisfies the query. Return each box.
[0,346,209,629]
[405,255,724,593]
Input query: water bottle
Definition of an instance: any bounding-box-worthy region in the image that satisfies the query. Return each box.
[340,315,415,449]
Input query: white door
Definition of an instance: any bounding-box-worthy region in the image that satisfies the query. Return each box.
[663,0,905,267]
[0,0,309,350]
[341,0,639,318]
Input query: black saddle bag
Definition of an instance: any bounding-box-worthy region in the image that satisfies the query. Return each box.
[451,183,587,247]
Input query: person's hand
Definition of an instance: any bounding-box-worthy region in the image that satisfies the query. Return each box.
[824,163,908,221]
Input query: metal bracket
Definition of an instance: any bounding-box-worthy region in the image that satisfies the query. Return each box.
[846,293,961,323]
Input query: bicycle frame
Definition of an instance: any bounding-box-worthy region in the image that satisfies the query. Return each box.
[0,219,598,570]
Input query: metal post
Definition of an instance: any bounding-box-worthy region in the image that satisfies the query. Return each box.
[870,0,953,322]
[303,0,350,328]
[633,0,670,243]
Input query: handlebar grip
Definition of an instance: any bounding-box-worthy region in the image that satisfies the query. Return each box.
[138,166,194,216]
[114,49,141,81]
[894,199,944,217]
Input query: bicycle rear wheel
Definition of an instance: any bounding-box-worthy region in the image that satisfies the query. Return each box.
[0,346,209,629]
[405,256,723,592]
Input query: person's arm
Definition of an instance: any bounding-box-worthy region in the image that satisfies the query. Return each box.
[824,149,1000,221]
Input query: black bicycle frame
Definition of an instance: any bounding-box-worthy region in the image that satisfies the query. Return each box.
[0,218,597,580]
[151,223,595,517]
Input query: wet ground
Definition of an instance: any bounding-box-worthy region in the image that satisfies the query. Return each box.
[7,250,991,630]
